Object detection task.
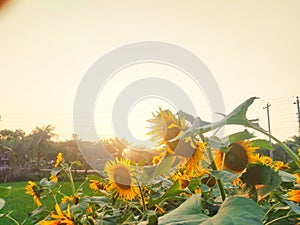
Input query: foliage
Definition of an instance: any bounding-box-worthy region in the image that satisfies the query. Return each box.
[1,97,300,224]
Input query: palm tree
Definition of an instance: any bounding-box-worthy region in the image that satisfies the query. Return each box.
[29,125,56,170]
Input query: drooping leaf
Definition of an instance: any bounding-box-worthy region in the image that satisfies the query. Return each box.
[177,97,258,139]
[158,194,208,225]
[211,170,240,183]
[201,197,264,225]
[141,155,176,184]
[158,195,264,225]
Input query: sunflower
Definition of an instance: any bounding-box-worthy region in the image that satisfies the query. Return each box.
[54,152,63,167]
[25,181,42,207]
[173,170,191,189]
[258,155,273,166]
[152,155,161,165]
[287,173,300,203]
[184,141,206,175]
[215,140,259,173]
[89,179,108,192]
[271,161,290,170]
[155,204,165,215]
[61,193,80,205]
[39,203,74,225]
[50,174,58,182]
[287,190,300,203]
[105,158,138,200]
[147,108,186,144]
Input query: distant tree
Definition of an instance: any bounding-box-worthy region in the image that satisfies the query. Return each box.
[273,135,300,162]
[28,125,56,170]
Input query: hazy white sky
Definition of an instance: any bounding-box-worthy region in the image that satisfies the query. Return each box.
[0,1,299,143]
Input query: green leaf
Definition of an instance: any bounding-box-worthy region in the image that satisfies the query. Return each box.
[40,178,49,186]
[278,170,296,182]
[241,164,282,200]
[177,97,258,139]
[141,155,176,183]
[228,130,255,144]
[72,161,82,166]
[283,199,300,214]
[201,197,264,225]
[251,139,273,150]
[148,180,186,208]
[158,194,208,225]
[0,198,5,210]
[158,195,263,225]
[211,170,240,183]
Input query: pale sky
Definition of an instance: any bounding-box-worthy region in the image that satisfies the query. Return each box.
[0,1,300,144]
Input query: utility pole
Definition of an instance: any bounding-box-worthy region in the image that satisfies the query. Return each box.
[263,103,273,159]
[294,96,300,134]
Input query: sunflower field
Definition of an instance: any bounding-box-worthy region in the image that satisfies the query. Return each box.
[1,97,300,224]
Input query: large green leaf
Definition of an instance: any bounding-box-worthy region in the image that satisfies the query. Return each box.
[177,97,258,139]
[202,197,264,225]
[158,194,208,225]
[158,195,263,225]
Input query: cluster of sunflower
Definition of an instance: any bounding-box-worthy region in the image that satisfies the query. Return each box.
[19,102,300,224]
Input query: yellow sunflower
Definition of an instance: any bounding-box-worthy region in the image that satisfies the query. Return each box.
[152,155,161,165]
[105,158,138,200]
[215,140,258,173]
[89,179,108,192]
[61,193,80,205]
[25,181,42,207]
[155,204,165,215]
[54,152,63,167]
[173,170,191,189]
[50,174,58,182]
[286,173,300,203]
[271,161,290,170]
[184,141,206,175]
[287,189,300,203]
[39,203,74,225]
[258,155,273,166]
[147,108,185,144]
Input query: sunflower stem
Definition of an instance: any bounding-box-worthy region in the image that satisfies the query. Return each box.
[264,201,281,218]
[206,145,226,201]
[264,213,298,225]
[136,179,146,213]
[65,167,76,193]
[248,123,300,168]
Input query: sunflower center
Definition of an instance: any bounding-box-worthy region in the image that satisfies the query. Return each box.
[163,125,180,141]
[113,167,131,190]
[224,143,248,172]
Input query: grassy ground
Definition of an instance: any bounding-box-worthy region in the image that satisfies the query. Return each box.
[0,181,92,225]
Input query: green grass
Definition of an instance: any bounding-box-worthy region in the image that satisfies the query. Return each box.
[0,181,92,225]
